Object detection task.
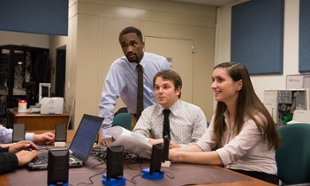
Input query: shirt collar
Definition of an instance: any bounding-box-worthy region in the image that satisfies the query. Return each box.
[156,99,181,116]
[126,52,146,68]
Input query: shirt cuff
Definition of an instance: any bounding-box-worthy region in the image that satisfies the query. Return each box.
[196,140,210,151]
[101,129,112,139]
[25,133,34,141]
[216,148,231,166]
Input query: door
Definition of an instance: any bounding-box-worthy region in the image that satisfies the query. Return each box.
[55,46,66,98]
[144,37,194,103]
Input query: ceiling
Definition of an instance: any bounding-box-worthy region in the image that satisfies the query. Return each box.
[171,0,240,6]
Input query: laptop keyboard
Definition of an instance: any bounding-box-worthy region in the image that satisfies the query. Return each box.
[33,152,49,164]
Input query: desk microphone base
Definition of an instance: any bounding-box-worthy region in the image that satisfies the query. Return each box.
[102,174,126,186]
[141,168,164,180]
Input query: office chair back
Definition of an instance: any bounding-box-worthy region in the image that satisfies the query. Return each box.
[276,123,310,184]
[112,112,132,131]
[114,107,128,116]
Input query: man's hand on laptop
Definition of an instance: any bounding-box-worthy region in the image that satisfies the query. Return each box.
[16,150,39,166]
[102,138,112,145]
[9,140,38,153]
[33,132,55,145]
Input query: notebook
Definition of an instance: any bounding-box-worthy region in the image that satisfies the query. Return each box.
[27,114,104,170]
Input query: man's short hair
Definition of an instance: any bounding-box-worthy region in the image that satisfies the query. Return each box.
[119,26,143,43]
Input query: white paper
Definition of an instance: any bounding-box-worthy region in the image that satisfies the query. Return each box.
[107,126,152,159]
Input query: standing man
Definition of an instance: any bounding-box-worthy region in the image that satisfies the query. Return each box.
[133,70,207,148]
[98,26,170,145]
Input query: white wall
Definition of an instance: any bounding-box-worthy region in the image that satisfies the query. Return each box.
[0,30,49,48]
[216,0,300,103]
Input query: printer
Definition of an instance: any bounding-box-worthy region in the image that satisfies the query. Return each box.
[40,97,64,114]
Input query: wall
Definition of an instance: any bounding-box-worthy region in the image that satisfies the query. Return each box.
[216,0,299,104]
[67,0,217,128]
[0,31,49,48]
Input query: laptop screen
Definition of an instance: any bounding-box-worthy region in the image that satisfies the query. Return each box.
[69,114,104,162]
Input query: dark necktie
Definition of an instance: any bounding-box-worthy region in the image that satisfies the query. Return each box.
[163,109,171,139]
[136,63,143,121]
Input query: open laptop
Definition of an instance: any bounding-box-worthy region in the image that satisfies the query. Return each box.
[27,114,104,170]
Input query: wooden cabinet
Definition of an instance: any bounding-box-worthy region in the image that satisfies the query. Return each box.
[8,109,69,130]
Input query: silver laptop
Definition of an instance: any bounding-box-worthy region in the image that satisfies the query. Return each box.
[27,114,104,170]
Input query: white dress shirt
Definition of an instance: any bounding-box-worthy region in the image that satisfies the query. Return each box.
[98,52,170,138]
[133,99,207,147]
[196,111,277,175]
[0,125,33,143]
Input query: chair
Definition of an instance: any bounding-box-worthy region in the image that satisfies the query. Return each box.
[276,123,310,185]
[114,107,128,116]
[112,112,132,131]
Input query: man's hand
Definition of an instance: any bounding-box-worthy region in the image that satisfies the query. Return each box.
[168,149,179,162]
[170,141,181,149]
[33,132,55,145]
[101,138,112,146]
[148,139,180,148]
[9,141,38,153]
[16,150,39,166]
[148,138,163,146]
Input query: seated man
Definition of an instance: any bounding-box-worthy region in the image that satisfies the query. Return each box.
[133,70,207,148]
[0,140,39,175]
[0,125,54,145]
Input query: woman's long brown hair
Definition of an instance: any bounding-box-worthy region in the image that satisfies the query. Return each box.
[213,62,281,150]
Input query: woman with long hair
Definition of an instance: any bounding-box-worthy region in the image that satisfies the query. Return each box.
[169,62,281,184]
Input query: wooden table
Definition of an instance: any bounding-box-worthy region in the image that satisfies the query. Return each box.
[0,130,77,186]
[0,164,276,186]
[7,109,70,130]
[0,130,277,186]
[0,142,276,186]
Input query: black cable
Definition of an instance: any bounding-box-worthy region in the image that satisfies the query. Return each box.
[127,172,140,185]
[164,170,175,179]
[90,148,107,162]
[91,160,105,169]
[126,163,143,171]
[76,170,105,186]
